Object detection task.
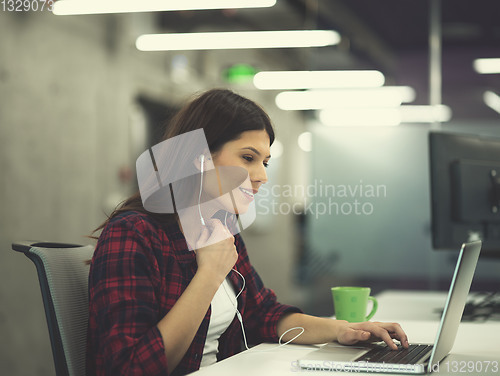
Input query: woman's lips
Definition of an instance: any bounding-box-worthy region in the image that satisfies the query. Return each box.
[239,187,254,201]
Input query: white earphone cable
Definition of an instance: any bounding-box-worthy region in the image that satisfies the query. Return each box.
[198,155,205,226]
[222,209,304,351]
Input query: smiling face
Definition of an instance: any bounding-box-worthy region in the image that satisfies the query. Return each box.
[203,129,271,214]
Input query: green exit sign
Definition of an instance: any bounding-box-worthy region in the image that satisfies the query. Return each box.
[223,64,258,83]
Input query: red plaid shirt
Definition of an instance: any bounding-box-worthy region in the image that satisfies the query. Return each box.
[86,211,301,376]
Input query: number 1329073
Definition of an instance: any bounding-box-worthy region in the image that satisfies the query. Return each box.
[440,360,499,373]
[1,0,54,12]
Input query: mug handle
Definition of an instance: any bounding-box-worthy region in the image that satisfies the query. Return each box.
[366,296,378,321]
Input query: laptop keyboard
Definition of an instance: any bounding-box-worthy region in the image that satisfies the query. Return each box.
[355,344,433,364]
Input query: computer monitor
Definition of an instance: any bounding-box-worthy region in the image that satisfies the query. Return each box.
[429,131,500,257]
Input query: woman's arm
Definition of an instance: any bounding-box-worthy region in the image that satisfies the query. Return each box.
[156,269,222,373]
[277,313,409,350]
[156,220,238,374]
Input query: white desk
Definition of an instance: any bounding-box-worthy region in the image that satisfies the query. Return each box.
[189,291,500,375]
[373,290,448,321]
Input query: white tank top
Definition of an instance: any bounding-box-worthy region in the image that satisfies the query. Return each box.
[200,278,237,367]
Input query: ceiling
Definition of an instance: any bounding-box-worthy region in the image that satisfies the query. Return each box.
[156,0,500,122]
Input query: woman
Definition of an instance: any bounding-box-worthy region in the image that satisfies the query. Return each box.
[86,89,408,376]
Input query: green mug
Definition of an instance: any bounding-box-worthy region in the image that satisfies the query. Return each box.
[331,286,378,323]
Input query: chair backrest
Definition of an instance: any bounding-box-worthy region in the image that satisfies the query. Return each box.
[12,241,95,376]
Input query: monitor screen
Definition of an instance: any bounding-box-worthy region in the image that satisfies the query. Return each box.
[429,131,500,257]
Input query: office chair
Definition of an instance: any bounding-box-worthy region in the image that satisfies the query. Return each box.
[12,241,95,376]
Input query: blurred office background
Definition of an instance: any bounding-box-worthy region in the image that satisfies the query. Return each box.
[1,1,500,374]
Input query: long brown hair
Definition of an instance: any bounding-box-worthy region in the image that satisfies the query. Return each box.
[91,88,275,238]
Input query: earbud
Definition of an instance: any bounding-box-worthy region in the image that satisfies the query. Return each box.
[199,154,205,173]
[198,154,206,226]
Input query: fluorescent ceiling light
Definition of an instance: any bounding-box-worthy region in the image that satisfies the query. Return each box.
[253,70,385,90]
[483,91,500,114]
[275,87,415,110]
[473,58,500,74]
[318,105,452,127]
[136,30,340,51]
[319,108,401,126]
[53,0,276,15]
[399,105,452,123]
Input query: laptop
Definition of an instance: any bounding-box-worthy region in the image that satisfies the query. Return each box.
[297,240,482,374]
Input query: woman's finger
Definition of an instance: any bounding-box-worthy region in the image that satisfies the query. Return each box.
[195,226,211,249]
[350,322,398,350]
[376,322,409,348]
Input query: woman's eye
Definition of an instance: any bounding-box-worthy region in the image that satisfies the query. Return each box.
[243,155,269,168]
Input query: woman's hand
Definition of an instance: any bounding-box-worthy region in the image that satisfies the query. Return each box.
[277,314,409,351]
[194,218,238,284]
[335,320,409,350]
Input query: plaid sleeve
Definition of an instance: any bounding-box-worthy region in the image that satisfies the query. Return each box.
[234,235,303,344]
[87,215,168,375]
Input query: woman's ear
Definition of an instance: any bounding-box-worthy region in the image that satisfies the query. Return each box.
[193,150,212,171]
